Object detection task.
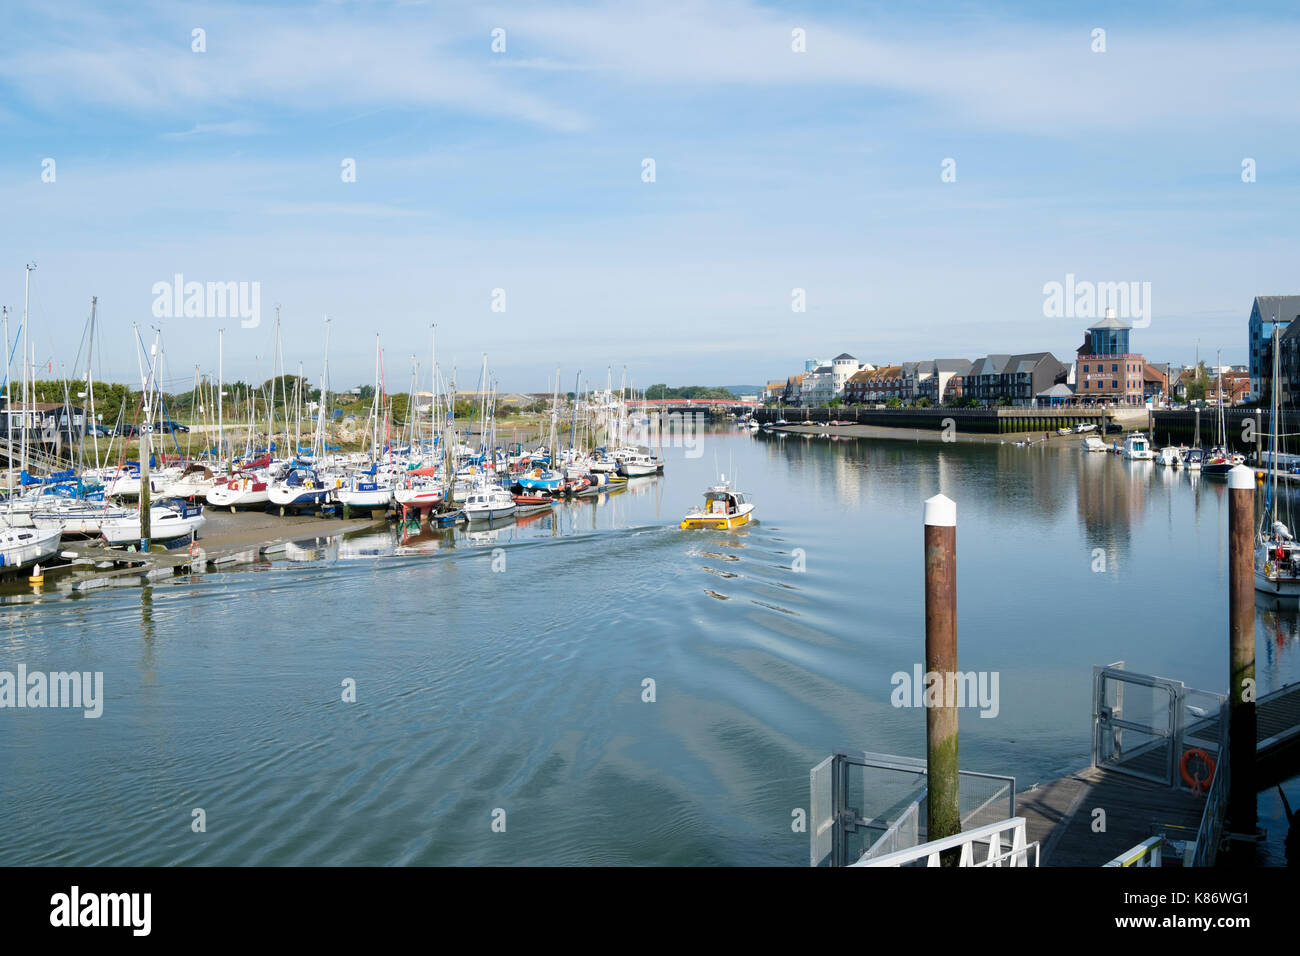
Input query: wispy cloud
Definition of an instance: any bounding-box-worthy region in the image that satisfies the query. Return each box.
[161,120,263,139]
[0,2,592,132]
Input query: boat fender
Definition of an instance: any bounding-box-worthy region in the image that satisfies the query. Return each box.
[1179,748,1216,792]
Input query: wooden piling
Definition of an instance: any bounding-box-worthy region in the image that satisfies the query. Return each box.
[924,493,960,863]
[1227,464,1257,855]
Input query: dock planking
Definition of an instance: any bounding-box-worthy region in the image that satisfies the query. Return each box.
[1022,680,1300,865]
[1020,767,1205,866]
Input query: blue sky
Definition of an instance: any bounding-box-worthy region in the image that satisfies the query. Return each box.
[2,0,1298,393]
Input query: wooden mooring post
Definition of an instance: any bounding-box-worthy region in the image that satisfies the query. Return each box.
[924,493,960,864]
[1226,464,1257,860]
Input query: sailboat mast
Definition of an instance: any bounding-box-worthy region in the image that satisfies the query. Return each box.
[21,263,33,477]
[569,369,581,456]
[85,296,100,470]
[2,306,10,500]
[315,317,330,459]
[1272,325,1280,526]
[217,328,225,468]
[436,325,441,452]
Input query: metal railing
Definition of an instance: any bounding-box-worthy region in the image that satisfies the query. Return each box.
[810,750,1016,866]
[1190,701,1231,867]
[1103,836,1163,867]
[1092,662,1225,790]
[854,817,1039,868]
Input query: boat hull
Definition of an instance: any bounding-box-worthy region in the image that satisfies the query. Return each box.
[101,512,205,545]
[1255,568,1300,598]
[335,489,393,508]
[464,504,518,521]
[680,512,753,530]
[0,526,62,571]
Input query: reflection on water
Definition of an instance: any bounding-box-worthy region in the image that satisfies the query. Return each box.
[1,428,1298,865]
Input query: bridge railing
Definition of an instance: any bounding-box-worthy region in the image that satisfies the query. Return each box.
[853,817,1039,868]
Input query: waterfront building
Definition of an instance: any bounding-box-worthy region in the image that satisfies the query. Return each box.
[1035,383,1075,407]
[967,352,1068,406]
[1074,308,1145,406]
[801,364,835,405]
[799,353,865,405]
[1248,296,1300,399]
[1143,363,1169,405]
[916,359,972,405]
[845,365,903,403]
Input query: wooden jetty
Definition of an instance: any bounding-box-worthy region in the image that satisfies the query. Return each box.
[1021,681,1300,865]
[813,467,1300,867]
[8,510,388,593]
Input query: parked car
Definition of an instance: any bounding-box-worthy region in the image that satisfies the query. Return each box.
[158,420,190,434]
[1104,422,1122,434]
[115,423,140,437]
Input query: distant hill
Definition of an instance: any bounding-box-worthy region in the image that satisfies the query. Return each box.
[718,386,764,397]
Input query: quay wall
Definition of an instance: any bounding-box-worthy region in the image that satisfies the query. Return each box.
[753,406,1113,435]
[1149,408,1270,453]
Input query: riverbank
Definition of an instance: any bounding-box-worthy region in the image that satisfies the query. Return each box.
[765,422,1102,445]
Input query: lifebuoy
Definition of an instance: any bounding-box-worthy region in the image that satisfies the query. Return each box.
[1180,748,1216,791]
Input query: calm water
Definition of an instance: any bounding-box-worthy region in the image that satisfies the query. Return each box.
[2,428,1298,865]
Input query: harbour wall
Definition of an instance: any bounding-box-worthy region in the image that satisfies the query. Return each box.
[753,406,1117,435]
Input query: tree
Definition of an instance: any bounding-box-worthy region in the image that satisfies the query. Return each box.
[885,397,902,408]
[1185,362,1210,403]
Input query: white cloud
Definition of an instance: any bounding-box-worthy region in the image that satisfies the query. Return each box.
[0,3,592,132]
[161,121,263,138]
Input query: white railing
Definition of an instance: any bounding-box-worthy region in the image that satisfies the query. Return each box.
[860,794,923,862]
[853,817,1039,867]
[1103,836,1163,867]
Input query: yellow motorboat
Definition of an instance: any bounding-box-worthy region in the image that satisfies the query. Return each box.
[679,478,754,530]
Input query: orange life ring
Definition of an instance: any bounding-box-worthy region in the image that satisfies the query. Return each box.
[1179,748,1216,791]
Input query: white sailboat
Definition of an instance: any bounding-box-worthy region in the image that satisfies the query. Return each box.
[101,502,206,546]
[0,524,62,571]
[1256,324,1300,598]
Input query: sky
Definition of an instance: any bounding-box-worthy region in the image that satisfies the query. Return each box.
[1,0,1297,394]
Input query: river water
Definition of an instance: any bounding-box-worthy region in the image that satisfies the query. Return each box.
[2,427,1298,864]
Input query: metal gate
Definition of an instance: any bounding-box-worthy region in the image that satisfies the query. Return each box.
[1092,662,1185,785]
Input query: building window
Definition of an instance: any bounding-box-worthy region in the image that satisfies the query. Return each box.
[1112,363,1118,372]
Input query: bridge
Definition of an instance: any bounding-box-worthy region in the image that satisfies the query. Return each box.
[625,398,761,412]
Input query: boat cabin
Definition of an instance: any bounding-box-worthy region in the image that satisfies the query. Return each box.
[705,488,748,515]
